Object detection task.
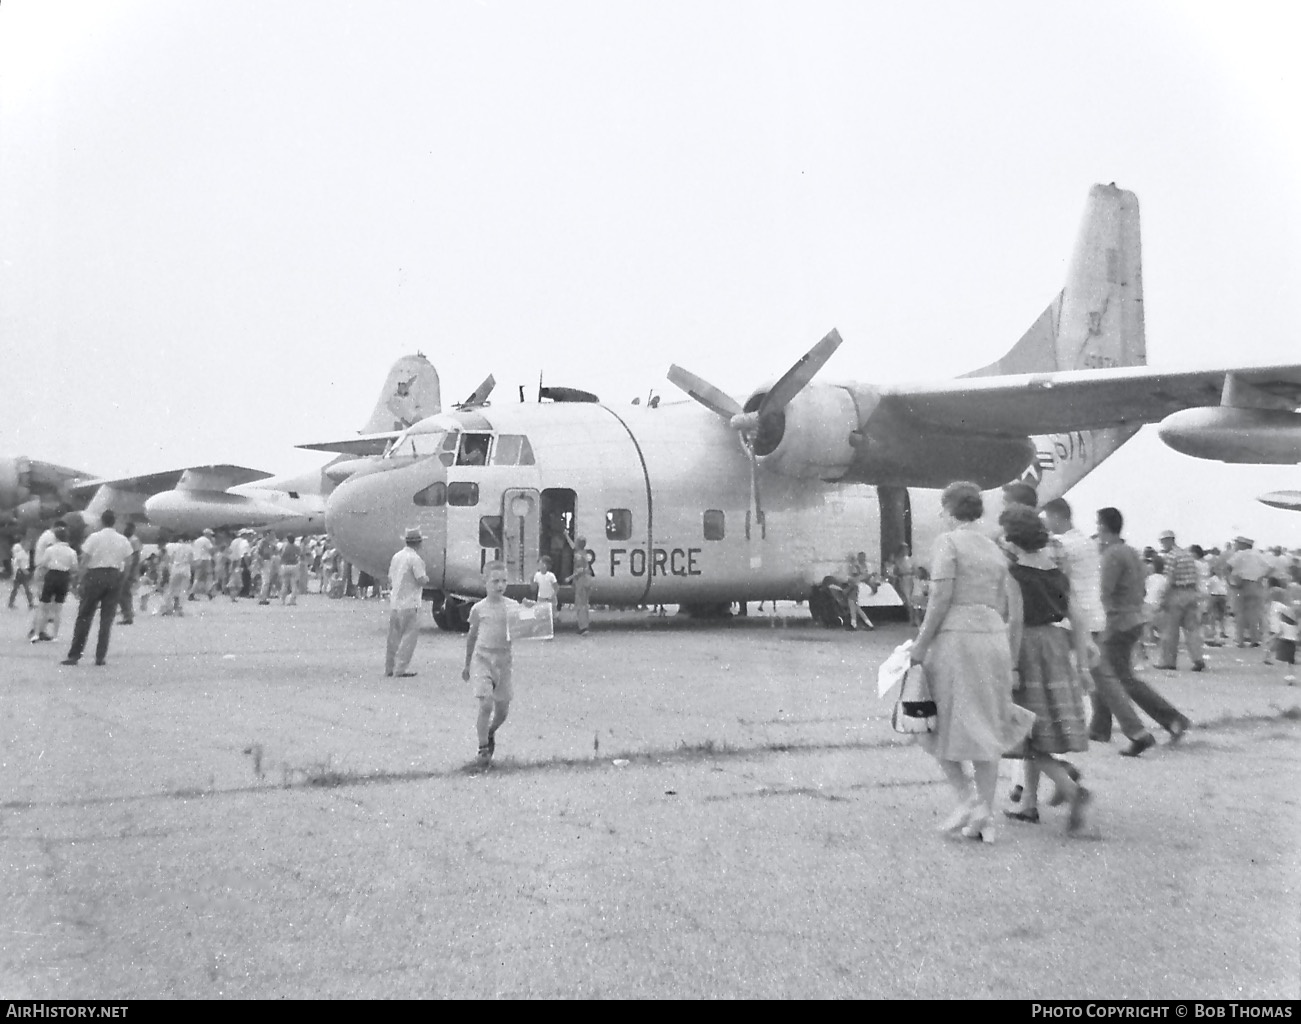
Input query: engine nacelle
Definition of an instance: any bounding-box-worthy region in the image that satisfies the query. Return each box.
[324,458,377,484]
[750,385,858,480]
[0,456,31,508]
[1158,407,1301,464]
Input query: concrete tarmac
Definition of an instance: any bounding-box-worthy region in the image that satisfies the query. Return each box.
[2,596,1298,998]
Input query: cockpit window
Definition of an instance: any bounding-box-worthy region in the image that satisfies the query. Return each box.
[438,431,459,467]
[491,434,521,466]
[457,433,492,466]
[386,429,446,461]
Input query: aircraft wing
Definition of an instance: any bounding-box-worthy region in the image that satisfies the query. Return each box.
[69,464,275,496]
[296,431,406,456]
[877,364,1301,436]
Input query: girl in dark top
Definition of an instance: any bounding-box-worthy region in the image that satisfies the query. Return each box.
[999,506,1098,834]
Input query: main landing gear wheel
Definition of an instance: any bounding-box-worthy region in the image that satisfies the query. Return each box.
[432,594,472,632]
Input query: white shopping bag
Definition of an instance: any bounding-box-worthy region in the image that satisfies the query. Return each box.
[508,601,554,641]
[877,639,914,698]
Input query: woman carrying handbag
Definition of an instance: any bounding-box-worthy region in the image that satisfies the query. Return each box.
[909,481,1019,845]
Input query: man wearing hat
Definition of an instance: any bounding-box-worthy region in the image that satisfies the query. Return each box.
[1155,529,1205,671]
[1227,536,1271,647]
[189,527,216,601]
[386,527,430,677]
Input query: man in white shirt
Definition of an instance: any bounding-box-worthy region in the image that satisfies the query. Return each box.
[163,536,195,616]
[386,527,430,678]
[1227,537,1272,647]
[62,510,133,666]
[188,528,216,600]
[1041,498,1160,757]
[225,532,250,600]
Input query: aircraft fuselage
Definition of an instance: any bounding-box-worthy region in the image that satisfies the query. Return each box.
[326,401,913,606]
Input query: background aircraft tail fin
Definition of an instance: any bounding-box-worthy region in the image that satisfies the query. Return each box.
[359,354,441,433]
[970,183,1146,497]
[967,182,1146,377]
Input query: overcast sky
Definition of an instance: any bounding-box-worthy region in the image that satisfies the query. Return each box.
[1,0,1298,548]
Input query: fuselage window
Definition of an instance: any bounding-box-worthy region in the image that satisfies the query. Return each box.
[517,437,535,466]
[448,481,479,507]
[703,509,725,541]
[457,433,492,466]
[606,508,632,541]
[492,434,522,466]
[479,516,503,549]
[413,481,446,507]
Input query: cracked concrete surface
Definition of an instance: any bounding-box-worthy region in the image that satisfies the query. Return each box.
[1,598,1297,997]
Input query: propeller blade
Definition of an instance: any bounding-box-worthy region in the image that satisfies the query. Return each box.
[460,374,496,408]
[667,365,743,420]
[758,328,843,416]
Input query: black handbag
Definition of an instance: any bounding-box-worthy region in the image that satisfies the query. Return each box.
[891,663,937,734]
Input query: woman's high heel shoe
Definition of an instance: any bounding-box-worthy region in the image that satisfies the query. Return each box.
[961,805,996,844]
[938,795,979,834]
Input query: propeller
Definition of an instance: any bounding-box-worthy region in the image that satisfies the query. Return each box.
[667,329,843,535]
[456,374,496,409]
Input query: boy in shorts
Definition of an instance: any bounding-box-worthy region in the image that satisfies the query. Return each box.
[463,561,521,766]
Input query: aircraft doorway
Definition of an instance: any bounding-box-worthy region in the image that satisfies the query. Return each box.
[877,485,912,572]
[540,488,576,583]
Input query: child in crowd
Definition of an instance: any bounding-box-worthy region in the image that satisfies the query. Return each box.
[532,555,558,621]
[910,567,930,627]
[1263,587,1298,682]
[1204,565,1228,645]
[463,561,521,767]
[1140,557,1168,662]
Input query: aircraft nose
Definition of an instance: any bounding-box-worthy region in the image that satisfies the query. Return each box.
[325,458,445,581]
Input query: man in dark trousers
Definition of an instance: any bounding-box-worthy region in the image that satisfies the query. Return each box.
[62,511,133,667]
[1092,507,1191,753]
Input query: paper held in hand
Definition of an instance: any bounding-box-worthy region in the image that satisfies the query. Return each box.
[877,639,914,698]
[508,601,554,641]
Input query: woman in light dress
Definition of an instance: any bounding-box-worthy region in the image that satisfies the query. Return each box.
[909,482,1019,844]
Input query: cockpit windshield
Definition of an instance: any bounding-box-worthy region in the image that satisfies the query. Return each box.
[384,428,447,461]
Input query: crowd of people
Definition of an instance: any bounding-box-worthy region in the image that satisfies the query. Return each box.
[7,499,1298,773]
[906,480,1300,847]
[6,517,369,666]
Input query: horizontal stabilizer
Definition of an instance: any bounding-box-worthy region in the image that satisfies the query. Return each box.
[296,430,407,456]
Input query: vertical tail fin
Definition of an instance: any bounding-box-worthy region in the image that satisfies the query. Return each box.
[967,183,1146,376]
[970,184,1146,498]
[360,354,441,433]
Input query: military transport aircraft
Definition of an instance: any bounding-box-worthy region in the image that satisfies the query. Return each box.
[0,457,94,538]
[322,183,1301,629]
[66,354,441,540]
